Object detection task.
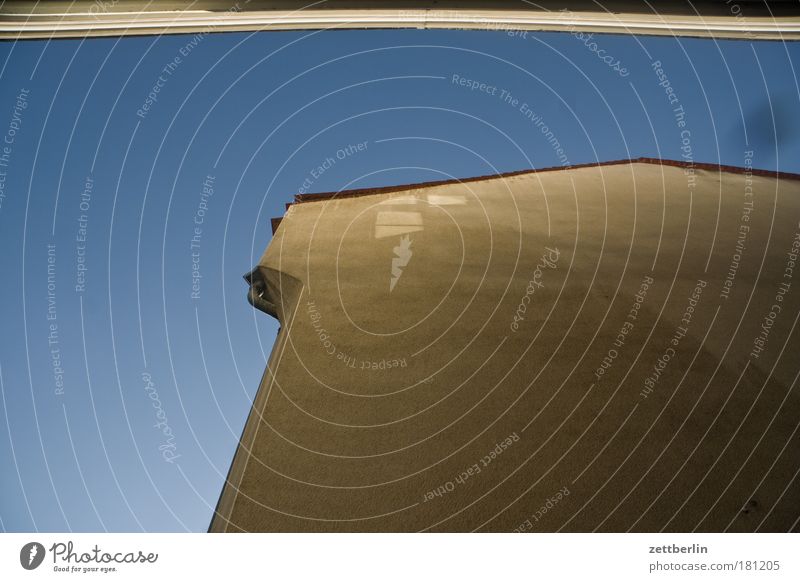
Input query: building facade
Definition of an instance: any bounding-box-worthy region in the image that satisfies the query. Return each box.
[212,159,800,532]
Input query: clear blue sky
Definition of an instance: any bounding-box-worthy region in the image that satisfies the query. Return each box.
[0,28,798,532]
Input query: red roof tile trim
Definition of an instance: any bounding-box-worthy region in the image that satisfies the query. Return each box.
[270,157,800,233]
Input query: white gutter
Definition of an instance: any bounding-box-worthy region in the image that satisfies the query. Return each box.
[1,9,798,40]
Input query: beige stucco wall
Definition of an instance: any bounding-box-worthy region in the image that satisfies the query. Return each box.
[211,160,800,532]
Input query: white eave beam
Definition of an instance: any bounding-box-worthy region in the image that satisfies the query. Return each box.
[1,4,799,40]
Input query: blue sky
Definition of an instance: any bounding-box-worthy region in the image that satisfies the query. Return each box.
[0,28,798,532]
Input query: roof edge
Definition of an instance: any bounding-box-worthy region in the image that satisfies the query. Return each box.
[294,157,800,205]
[270,157,800,234]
